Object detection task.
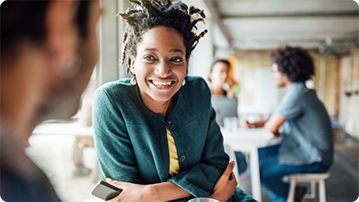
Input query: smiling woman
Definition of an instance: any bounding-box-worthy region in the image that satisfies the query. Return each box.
[131,26,187,115]
[92,0,254,201]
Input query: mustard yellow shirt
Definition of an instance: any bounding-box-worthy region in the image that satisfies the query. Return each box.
[167,128,179,175]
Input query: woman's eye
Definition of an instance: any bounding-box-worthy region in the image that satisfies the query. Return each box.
[143,55,156,61]
[169,57,183,63]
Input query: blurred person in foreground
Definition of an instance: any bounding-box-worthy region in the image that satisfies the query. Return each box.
[93,0,253,201]
[0,0,101,200]
[244,46,334,202]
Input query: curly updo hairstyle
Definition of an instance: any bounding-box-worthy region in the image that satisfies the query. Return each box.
[1,0,91,67]
[270,46,315,82]
[119,0,208,74]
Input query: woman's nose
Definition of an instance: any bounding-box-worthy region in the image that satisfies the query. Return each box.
[155,61,171,77]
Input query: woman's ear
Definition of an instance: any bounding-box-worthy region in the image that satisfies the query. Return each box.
[130,56,135,75]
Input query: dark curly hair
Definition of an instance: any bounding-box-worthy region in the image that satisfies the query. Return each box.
[270,46,315,82]
[1,0,91,63]
[119,0,208,74]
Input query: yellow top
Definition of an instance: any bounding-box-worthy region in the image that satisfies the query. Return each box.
[166,128,179,175]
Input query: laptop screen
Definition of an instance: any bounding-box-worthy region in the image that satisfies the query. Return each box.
[211,96,238,127]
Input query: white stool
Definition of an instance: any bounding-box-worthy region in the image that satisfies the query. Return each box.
[286,173,330,202]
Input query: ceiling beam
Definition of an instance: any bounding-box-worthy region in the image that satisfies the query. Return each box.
[216,0,358,18]
[222,11,358,18]
[204,0,234,49]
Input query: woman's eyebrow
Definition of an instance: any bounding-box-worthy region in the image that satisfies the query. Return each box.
[169,49,185,54]
[143,48,185,54]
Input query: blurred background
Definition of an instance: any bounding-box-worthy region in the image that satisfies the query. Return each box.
[28,0,358,201]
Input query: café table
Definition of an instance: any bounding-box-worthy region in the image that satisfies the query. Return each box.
[33,120,94,136]
[221,127,281,201]
[32,120,97,180]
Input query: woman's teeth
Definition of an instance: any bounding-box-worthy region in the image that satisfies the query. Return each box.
[152,80,172,86]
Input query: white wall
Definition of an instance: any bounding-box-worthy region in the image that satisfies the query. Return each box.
[339,55,359,138]
[238,67,280,115]
[188,22,214,79]
[96,0,131,87]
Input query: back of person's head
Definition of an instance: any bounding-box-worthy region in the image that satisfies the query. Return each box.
[119,0,207,73]
[270,46,315,82]
[1,0,91,67]
[1,0,98,121]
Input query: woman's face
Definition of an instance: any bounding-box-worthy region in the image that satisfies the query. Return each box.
[131,26,187,109]
[210,62,229,86]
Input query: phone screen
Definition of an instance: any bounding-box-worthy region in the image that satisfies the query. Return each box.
[91,180,123,200]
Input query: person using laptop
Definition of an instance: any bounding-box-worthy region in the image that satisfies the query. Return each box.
[93,1,254,201]
[244,46,334,202]
[208,59,247,176]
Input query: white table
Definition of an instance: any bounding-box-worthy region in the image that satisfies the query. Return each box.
[221,127,280,201]
[32,120,97,180]
[33,120,93,136]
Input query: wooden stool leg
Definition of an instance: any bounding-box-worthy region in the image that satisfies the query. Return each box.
[287,179,296,202]
[319,180,326,202]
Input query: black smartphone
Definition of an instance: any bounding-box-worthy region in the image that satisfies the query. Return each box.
[91,180,123,200]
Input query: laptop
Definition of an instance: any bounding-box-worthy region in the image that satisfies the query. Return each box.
[211,96,238,127]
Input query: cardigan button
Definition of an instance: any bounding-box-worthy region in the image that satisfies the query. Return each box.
[180,155,186,162]
[167,120,172,125]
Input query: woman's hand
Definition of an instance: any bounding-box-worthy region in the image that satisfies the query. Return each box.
[243,120,266,128]
[106,179,150,202]
[105,178,191,202]
[209,161,238,202]
[104,162,238,202]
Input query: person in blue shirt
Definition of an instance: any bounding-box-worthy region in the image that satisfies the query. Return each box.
[244,46,334,202]
[93,0,254,201]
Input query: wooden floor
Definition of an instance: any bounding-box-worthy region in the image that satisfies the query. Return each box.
[238,132,359,202]
[326,134,358,202]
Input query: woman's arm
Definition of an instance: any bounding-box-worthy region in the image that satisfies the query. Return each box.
[93,87,142,182]
[209,161,237,201]
[107,179,190,202]
[107,162,237,202]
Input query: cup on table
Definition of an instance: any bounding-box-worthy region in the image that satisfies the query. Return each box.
[187,198,219,202]
[223,117,238,131]
[246,113,262,124]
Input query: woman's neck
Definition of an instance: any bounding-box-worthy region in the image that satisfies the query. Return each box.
[140,95,174,116]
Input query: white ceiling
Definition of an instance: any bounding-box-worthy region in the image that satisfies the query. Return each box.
[184,0,359,53]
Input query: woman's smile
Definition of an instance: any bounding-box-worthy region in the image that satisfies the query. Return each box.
[132,26,187,109]
[149,79,176,89]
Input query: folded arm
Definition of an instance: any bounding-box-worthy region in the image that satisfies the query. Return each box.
[107,162,237,202]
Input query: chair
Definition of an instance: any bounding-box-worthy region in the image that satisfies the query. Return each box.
[286,173,330,202]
